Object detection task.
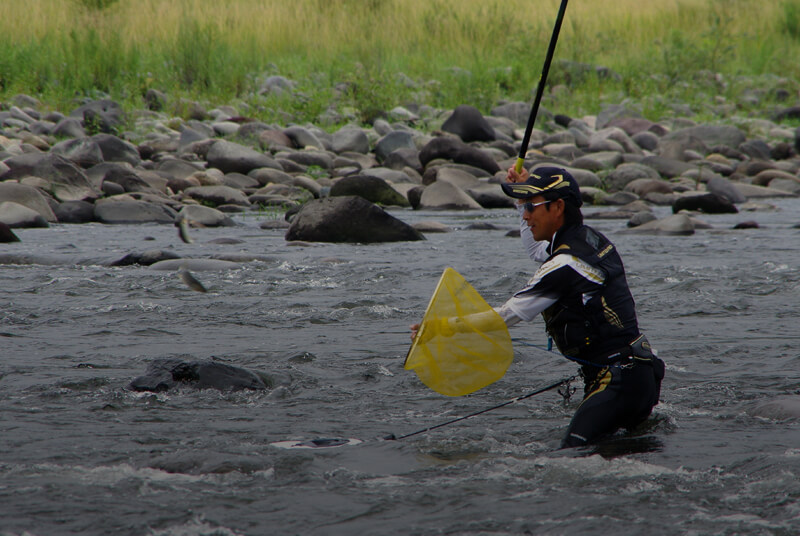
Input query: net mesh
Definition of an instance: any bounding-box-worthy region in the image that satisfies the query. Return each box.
[404,267,513,396]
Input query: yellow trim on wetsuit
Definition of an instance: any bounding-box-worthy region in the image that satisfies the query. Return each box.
[580,367,612,405]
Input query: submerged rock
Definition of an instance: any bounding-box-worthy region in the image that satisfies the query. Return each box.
[129,358,268,392]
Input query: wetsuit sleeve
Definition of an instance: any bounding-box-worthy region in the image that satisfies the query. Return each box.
[516,204,549,262]
[433,254,605,336]
[501,253,606,322]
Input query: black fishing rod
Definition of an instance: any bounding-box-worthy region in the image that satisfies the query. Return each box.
[515,0,570,173]
[385,375,576,441]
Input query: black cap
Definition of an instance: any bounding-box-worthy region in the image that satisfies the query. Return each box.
[501,166,583,207]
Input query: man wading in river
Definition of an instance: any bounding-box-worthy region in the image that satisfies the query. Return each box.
[412,166,665,448]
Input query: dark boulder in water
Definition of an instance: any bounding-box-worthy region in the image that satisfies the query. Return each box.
[110,249,181,267]
[0,222,20,242]
[128,358,268,392]
[285,195,424,243]
[672,193,738,214]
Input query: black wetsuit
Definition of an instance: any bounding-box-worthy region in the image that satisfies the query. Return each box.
[504,222,665,448]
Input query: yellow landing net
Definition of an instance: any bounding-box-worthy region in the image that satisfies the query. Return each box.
[404,267,513,396]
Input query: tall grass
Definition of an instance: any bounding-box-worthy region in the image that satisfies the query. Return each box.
[0,0,798,126]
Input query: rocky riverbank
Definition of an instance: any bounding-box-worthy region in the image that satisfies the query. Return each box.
[1,92,799,247]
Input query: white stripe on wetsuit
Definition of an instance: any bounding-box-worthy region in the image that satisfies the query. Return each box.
[494,254,606,325]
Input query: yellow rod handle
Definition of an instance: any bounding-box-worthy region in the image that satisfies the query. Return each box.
[514,157,525,174]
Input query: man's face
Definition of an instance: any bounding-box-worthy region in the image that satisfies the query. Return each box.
[520,195,564,242]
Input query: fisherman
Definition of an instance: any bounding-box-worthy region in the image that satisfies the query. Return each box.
[412,166,664,448]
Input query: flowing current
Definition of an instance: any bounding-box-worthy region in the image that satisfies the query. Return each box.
[1,200,799,536]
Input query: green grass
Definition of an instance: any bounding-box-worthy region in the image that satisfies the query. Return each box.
[0,0,798,131]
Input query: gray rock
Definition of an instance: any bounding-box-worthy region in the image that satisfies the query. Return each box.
[667,124,747,151]
[144,88,167,111]
[183,185,251,207]
[467,183,515,209]
[361,167,412,184]
[707,176,747,203]
[767,178,800,194]
[601,191,640,206]
[329,175,410,206]
[442,105,496,142]
[733,183,798,199]
[285,196,423,243]
[658,133,709,161]
[221,172,260,190]
[621,213,695,235]
[640,155,695,178]
[632,131,660,151]
[627,211,658,227]
[607,117,656,136]
[543,143,584,160]
[595,103,643,130]
[0,201,50,228]
[178,205,236,227]
[91,134,142,166]
[283,126,325,150]
[434,167,481,190]
[1,153,100,202]
[528,164,602,190]
[738,139,772,160]
[51,137,104,168]
[435,163,493,179]
[605,163,661,192]
[412,221,452,233]
[642,192,680,207]
[750,168,800,187]
[419,137,501,174]
[291,175,323,198]
[490,101,532,127]
[284,150,333,171]
[179,127,211,151]
[53,200,96,223]
[331,127,370,154]
[106,170,161,194]
[375,131,416,162]
[249,167,294,186]
[383,148,422,172]
[572,152,622,170]
[212,121,240,137]
[624,178,674,197]
[94,199,178,224]
[419,180,483,210]
[70,99,125,134]
[259,75,296,96]
[589,127,642,155]
[101,180,126,196]
[0,182,58,222]
[206,140,279,174]
[52,117,86,138]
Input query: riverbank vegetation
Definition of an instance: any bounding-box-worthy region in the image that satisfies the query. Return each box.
[1,0,799,127]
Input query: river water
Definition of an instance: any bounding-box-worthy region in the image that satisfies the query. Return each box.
[1,199,799,535]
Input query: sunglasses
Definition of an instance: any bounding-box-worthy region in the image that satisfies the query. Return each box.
[520,200,552,212]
